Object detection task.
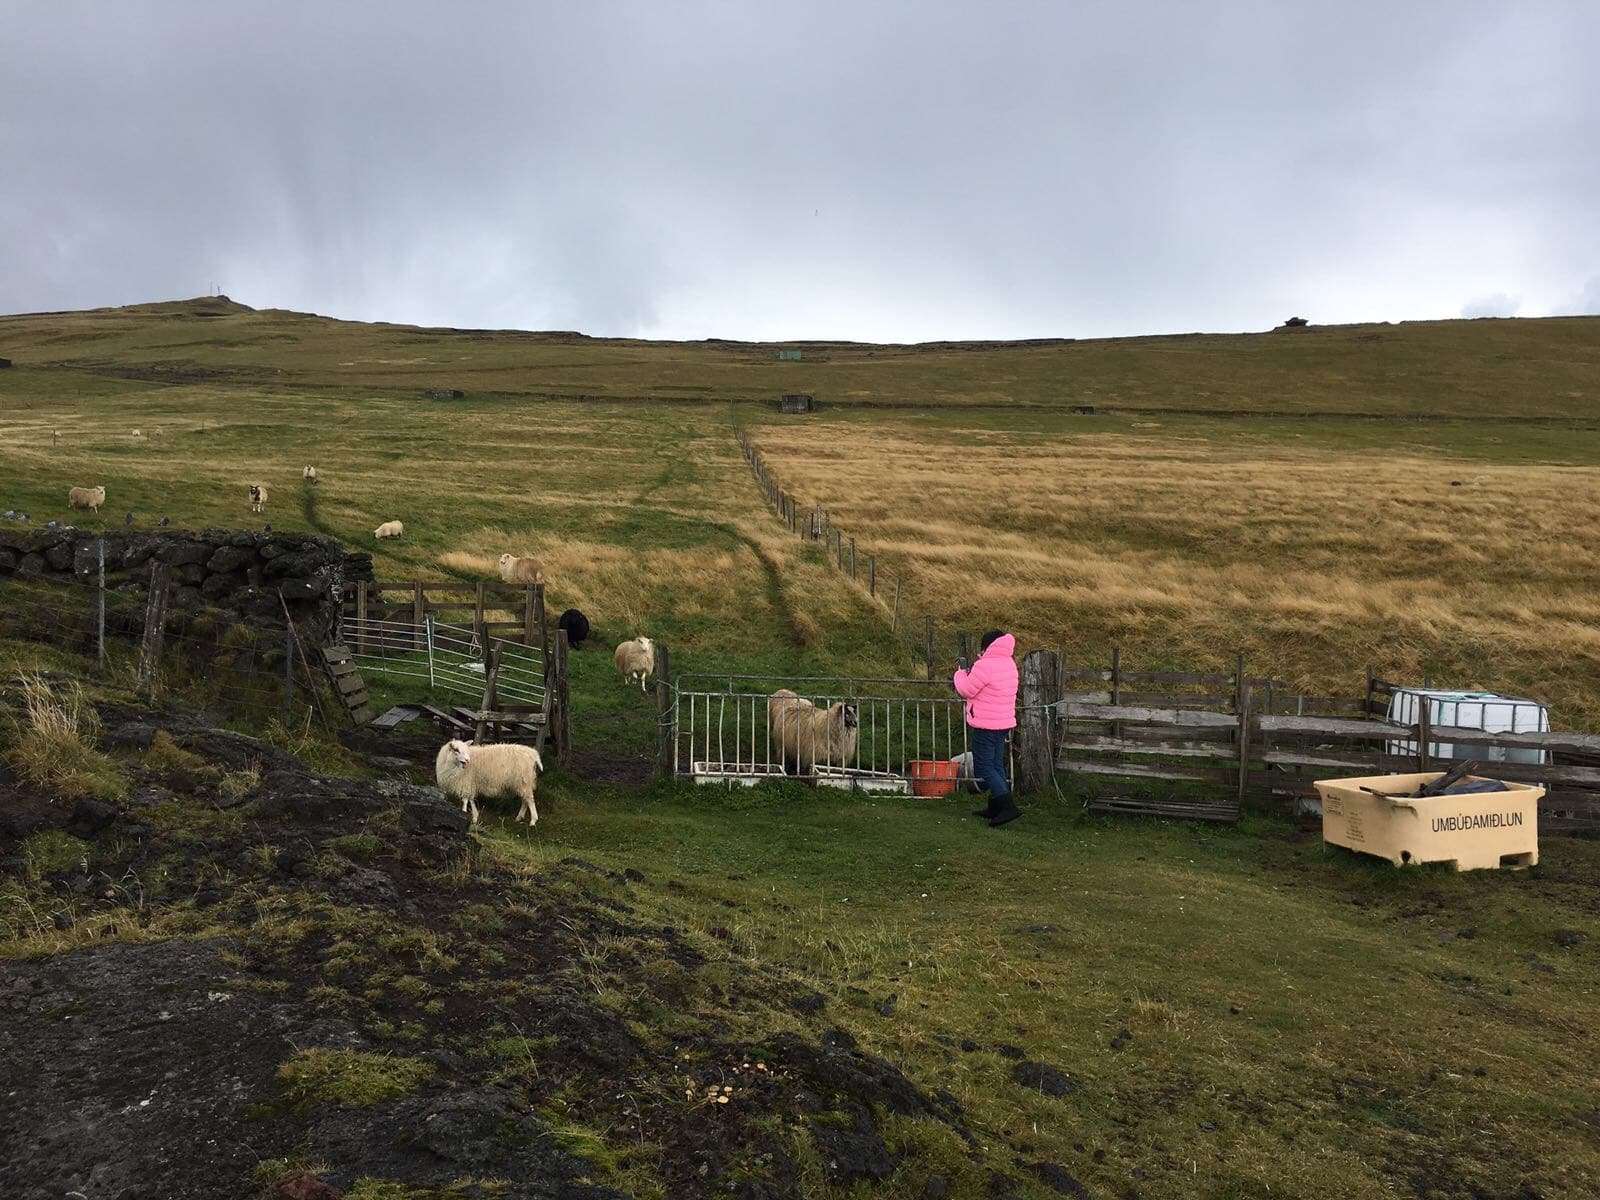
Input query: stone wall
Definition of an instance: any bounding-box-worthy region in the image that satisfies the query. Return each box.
[0,527,369,636]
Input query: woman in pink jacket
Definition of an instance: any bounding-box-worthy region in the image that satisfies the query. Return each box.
[953,630,1021,827]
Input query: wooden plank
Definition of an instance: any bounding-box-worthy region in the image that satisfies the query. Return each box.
[334,673,368,697]
[1056,759,1235,784]
[1058,734,1236,759]
[1088,797,1239,823]
[370,706,420,729]
[1262,749,1425,772]
[1257,714,1405,738]
[322,644,353,663]
[1057,702,1238,728]
[348,703,376,725]
[1426,726,1600,754]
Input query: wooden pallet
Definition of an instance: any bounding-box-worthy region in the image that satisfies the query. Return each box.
[320,644,376,726]
[1087,795,1240,824]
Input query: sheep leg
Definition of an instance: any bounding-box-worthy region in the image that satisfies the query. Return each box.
[460,793,479,824]
[519,788,539,826]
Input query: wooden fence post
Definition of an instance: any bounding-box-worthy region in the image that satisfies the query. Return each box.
[1237,683,1252,806]
[414,581,425,650]
[474,582,486,646]
[356,580,369,656]
[1417,702,1431,773]
[849,537,857,579]
[868,555,876,597]
[891,579,902,632]
[553,629,571,764]
[654,641,673,781]
[136,562,172,695]
[1017,649,1060,795]
[524,583,537,647]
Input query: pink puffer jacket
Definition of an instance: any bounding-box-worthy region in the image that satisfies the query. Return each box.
[953,633,1018,730]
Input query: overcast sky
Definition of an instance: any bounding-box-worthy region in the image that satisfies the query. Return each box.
[2,2,1596,341]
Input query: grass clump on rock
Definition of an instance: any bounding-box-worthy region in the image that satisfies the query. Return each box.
[271,1048,435,1114]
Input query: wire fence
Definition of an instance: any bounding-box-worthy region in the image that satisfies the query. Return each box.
[0,567,329,734]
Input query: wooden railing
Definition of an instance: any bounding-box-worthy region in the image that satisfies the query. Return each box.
[1014,652,1600,831]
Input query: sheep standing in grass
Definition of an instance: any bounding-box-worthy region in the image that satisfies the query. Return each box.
[614,636,654,690]
[67,486,105,513]
[249,484,268,513]
[497,553,544,585]
[768,689,859,776]
[374,520,404,539]
[303,465,318,484]
[434,738,543,826]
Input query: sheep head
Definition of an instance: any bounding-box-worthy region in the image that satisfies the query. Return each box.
[637,636,654,654]
[839,703,858,730]
[446,738,473,766]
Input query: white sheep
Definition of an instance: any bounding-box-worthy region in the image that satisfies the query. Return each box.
[434,738,543,825]
[131,428,142,439]
[249,484,268,513]
[303,465,318,484]
[374,520,404,539]
[768,689,859,776]
[67,485,106,513]
[497,553,544,585]
[613,636,655,691]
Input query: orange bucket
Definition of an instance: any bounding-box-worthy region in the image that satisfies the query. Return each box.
[908,759,960,798]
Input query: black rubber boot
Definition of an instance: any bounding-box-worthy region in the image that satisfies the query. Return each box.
[988,799,1022,828]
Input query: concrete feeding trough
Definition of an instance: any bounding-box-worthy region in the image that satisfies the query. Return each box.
[1315,771,1541,870]
[689,761,910,795]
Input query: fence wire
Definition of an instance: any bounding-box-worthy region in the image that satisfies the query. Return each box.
[0,569,326,732]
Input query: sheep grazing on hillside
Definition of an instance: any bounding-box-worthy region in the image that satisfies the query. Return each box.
[374,520,404,539]
[497,553,544,585]
[614,636,654,691]
[557,608,591,649]
[434,738,543,826]
[67,485,105,513]
[768,689,859,776]
[303,465,318,484]
[249,484,268,513]
[131,429,142,439]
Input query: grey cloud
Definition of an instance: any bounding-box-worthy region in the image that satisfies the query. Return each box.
[2,2,1597,340]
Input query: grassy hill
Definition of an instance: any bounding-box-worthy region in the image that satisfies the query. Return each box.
[3,296,1599,417]
[2,299,1599,1199]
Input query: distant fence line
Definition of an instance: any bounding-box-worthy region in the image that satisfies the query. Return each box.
[735,421,976,674]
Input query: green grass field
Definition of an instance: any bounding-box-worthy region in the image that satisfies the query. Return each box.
[2,299,1598,1198]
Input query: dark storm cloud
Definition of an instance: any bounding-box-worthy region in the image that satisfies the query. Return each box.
[2,2,1596,340]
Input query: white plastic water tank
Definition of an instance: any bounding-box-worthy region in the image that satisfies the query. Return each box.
[1385,688,1550,765]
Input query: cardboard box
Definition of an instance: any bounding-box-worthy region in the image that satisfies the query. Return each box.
[1314,771,1541,870]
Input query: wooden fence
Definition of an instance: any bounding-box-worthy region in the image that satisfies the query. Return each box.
[1013,650,1600,831]
[341,580,547,653]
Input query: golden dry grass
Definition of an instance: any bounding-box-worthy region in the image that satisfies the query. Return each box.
[744,411,1600,724]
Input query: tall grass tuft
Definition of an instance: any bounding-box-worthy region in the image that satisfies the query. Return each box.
[1,672,125,802]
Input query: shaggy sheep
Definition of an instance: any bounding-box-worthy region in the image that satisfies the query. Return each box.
[249,484,268,513]
[613,636,654,690]
[131,429,142,439]
[434,738,543,826]
[67,485,105,513]
[374,520,404,539]
[497,553,544,585]
[303,465,318,484]
[557,608,591,649]
[768,689,859,776]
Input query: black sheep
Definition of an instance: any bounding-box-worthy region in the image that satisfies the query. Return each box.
[557,608,591,649]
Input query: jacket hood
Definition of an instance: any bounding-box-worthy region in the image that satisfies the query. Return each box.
[979,633,1016,660]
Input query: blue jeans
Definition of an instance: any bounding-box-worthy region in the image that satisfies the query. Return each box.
[969,727,1011,803]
